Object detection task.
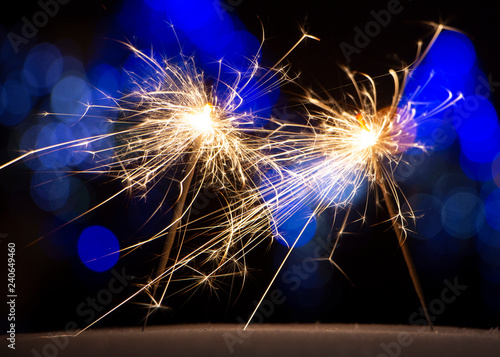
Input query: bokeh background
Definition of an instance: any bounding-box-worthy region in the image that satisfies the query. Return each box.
[1,0,500,333]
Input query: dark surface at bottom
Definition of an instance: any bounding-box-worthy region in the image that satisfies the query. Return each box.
[10,324,500,357]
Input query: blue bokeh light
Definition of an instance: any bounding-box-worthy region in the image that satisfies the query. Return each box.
[485,188,500,232]
[455,95,499,142]
[60,56,87,78]
[0,77,33,126]
[164,0,220,33]
[24,121,90,171]
[30,171,71,212]
[88,63,121,98]
[23,43,63,96]
[20,124,45,171]
[493,154,500,188]
[143,0,170,11]
[460,153,494,182]
[477,224,500,284]
[36,123,62,169]
[186,14,235,56]
[428,30,476,77]
[409,118,457,153]
[406,193,443,239]
[442,191,485,239]
[433,172,477,201]
[60,123,91,166]
[460,130,500,164]
[51,75,92,123]
[275,203,317,248]
[78,225,120,272]
[260,169,317,247]
[403,64,462,118]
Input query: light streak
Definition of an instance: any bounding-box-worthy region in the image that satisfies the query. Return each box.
[0,20,468,332]
[245,24,464,329]
[0,28,320,331]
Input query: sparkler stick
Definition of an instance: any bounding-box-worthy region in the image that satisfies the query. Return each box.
[154,139,198,287]
[42,31,320,327]
[127,32,321,313]
[144,137,198,327]
[379,178,432,328]
[1,31,295,316]
[244,24,464,329]
[1,18,462,330]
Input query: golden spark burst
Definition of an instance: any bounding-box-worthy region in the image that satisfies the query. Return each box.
[0,29,319,332]
[0,20,467,332]
[245,24,464,329]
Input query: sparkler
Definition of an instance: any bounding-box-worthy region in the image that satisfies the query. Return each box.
[0,27,320,330]
[0,16,466,332]
[109,34,320,316]
[245,24,465,329]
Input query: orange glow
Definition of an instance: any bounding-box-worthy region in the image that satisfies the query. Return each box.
[356,112,370,131]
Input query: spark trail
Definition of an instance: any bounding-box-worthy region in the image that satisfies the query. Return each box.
[0,30,320,332]
[245,24,464,329]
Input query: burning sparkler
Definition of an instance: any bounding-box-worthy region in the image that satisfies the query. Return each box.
[0,13,468,333]
[0,26,321,330]
[245,24,465,329]
[107,33,321,318]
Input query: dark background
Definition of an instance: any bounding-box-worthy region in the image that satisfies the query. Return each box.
[1,0,499,334]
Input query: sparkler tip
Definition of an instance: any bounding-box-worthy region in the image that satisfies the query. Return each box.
[187,102,215,134]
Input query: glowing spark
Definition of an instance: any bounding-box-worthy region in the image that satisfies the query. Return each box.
[0,18,468,333]
[355,113,378,149]
[245,24,465,330]
[187,103,214,134]
[0,25,321,333]
[355,112,369,131]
